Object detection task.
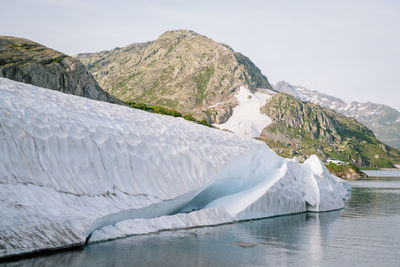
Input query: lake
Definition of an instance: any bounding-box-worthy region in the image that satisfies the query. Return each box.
[3,171,400,267]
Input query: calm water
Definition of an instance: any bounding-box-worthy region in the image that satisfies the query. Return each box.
[3,172,400,267]
[364,169,400,177]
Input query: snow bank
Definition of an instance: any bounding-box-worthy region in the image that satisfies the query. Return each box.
[214,86,274,138]
[0,78,350,258]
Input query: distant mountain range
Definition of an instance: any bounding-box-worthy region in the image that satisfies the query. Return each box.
[1,31,398,168]
[274,81,400,150]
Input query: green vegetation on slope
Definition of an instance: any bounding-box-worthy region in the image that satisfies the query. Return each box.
[126,102,212,127]
[260,93,400,168]
[194,66,214,101]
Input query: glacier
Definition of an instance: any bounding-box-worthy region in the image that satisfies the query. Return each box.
[0,78,350,258]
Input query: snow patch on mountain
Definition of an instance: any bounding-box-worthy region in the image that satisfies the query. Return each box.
[214,86,275,138]
[0,78,349,258]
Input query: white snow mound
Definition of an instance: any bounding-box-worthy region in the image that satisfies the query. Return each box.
[215,86,274,138]
[0,78,350,258]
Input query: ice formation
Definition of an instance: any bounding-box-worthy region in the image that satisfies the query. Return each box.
[0,78,350,258]
[215,86,274,138]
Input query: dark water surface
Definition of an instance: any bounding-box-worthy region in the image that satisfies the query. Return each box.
[3,174,400,267]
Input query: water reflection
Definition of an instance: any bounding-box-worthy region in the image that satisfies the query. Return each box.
[3,212,344,267]
[3,176,400,267]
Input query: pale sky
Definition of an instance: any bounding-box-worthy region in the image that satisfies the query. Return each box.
[2,0,400,110]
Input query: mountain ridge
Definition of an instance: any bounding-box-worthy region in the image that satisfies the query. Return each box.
[260,93,400,168]
[74,29,400,168]
[274,80,400,150]
[75,29,273,123]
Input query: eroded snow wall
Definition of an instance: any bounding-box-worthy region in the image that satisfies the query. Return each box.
[0,78,350,258]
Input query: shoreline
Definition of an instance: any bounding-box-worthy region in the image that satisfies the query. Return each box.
[0,207,346,263]
[360,168,400,171]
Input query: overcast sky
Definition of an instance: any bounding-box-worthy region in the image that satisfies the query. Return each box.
[2,0,399,110]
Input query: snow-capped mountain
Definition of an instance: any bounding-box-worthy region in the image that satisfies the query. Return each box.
[0,78,349,258]
[274,81,400,150]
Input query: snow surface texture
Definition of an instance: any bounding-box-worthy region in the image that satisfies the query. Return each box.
[214,86,274,138]
[0,78,350,258]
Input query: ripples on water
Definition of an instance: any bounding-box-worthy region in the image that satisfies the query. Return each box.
[3,175,400,267]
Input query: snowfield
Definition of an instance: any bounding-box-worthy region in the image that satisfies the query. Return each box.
[0,78,350,258]
[214,86,275,138]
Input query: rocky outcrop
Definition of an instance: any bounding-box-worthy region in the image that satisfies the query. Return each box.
[274,80,400,150]
[75,30,273,122]
[325,164,368,180]
[261,93,373,142]
[0,36,122,104]
[260,93,400,168]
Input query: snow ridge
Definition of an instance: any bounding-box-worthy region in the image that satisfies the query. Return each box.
[0,78,349,258]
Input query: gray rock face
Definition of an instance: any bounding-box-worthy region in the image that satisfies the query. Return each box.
[0,36,123,105]
[274,81,400,150]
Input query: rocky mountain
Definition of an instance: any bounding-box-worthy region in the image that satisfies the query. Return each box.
[0,36,122,104]
[75,30,272,122]
[259,93,400,168]
[75,29,400,168]
[274,81,400,150]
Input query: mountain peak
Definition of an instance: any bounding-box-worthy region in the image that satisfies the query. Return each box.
[274,80,293,89]
[75,30,272,123]
[158,29,199,40]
